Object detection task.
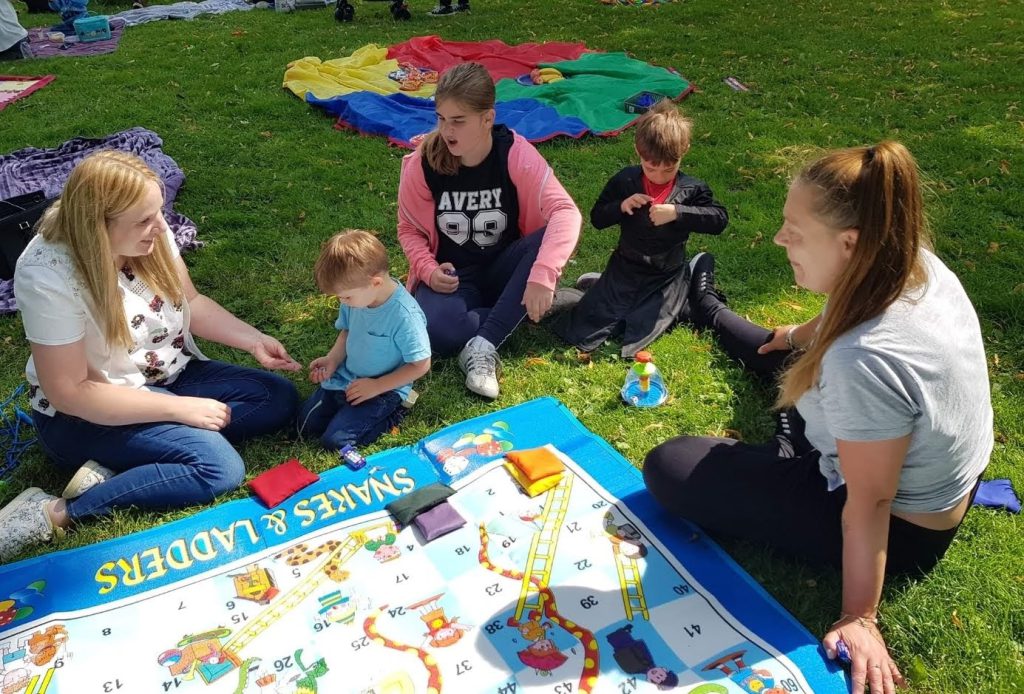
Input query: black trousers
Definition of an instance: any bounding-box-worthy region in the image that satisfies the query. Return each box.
[644,300,971,576]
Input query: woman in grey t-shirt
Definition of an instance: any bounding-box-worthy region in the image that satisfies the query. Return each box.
[644,141,992,694]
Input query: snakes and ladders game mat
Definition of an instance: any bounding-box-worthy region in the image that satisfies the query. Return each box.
[0,397,846,693]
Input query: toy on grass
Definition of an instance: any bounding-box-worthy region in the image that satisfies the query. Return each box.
[621,351,667,407]
[340,444,366,471]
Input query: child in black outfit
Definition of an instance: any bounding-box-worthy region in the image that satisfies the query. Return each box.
[550,100,728,357]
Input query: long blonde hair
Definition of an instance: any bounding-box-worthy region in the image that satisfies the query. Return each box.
[36,151,183,349]
[420,62,496,176]
[778,141,930,407]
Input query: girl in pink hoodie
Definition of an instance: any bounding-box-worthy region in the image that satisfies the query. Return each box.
[397,62,582,399]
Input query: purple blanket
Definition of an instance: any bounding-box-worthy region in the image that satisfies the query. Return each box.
[22,22,125,59]
[0,127,200,315]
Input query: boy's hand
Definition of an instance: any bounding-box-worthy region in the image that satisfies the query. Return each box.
[621,193,652,215]
[309,355,340,384]
[346,378,384,405]
[649,204,678,226]
[428,263,459,293]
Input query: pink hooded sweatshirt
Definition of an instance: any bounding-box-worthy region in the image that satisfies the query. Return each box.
[397,131,582,293]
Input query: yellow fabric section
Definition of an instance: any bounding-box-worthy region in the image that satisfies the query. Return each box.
[505,446,567,482]
[282,43,436,100]
[504,462,563,497]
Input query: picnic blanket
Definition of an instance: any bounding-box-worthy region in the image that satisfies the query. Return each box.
[286,37,691,147]
[0,128,200,315]
[112,0,253,26]
[0,75,55,111]
[21,22,125,59]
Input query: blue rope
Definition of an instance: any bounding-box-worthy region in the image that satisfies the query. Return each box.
[0,383,37,480]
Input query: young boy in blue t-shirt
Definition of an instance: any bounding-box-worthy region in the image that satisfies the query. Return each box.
[298,230,431,451]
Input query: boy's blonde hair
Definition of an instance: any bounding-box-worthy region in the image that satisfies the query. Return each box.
[634,100,692,165]
[314,230,389,292]
[36,151,182,350]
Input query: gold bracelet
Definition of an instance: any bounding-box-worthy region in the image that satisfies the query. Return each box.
[785,326,802,352]
[834,613,879,628]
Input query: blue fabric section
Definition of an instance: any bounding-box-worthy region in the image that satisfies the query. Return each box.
[306,91,591,147]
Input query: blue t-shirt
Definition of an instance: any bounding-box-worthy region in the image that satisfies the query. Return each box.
[323,282,430,400]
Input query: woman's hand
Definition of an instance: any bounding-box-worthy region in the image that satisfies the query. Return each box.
[308,355,340,384]
[824,617,905,694]
[522,282,553,322]
[620,193,652,216]
[428,263,459,293]
[175,396,232,431]
[251,334,301,372]
[757,324,800,355]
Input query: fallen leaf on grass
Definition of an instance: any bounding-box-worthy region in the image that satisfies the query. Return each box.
[1013,283,1024,294]
[525,357,549,367]
[723,428,743,440]
[231,29,247,36]
[576,352,592,364]
[782,301,804,311]
[951,610,963,629]
[963,260,976,271]
[1000,160,1010,175]
[259,131,272,138]
[988,241,1001,254]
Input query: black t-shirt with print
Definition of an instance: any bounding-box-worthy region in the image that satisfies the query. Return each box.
[423,125,521,268]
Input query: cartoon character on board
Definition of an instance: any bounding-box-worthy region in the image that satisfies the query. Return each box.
[407,594,471,648]
[363,528,401,564]
[702,650,787,694]
[606,624,679,690]
[507,610,569,676]
[602,512,649,559]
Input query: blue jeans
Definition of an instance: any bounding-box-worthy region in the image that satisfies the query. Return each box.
[32,359,299,522]
[414,227,546,357]
[297,387,405,452]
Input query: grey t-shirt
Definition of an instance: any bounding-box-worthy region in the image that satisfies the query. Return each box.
[796,249,992,513]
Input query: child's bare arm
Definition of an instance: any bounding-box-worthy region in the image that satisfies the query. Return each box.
[345,357,431,405]
[309,331,348,384]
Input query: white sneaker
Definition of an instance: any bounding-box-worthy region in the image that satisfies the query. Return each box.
[458,336,501,399]
[62,460,115,499]
[0,488,62,562]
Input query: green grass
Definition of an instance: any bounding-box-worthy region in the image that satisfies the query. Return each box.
[2,0,1023,689]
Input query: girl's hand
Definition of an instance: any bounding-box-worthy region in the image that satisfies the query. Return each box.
[175,396,231,430]
[823,617,905,694]
[757,325,800,355]
[620,193,652,215]
[251,334,301,371]
[428,263,459,293]
[522,282,553,322]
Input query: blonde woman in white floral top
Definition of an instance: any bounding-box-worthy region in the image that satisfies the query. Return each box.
[0,151,301,562]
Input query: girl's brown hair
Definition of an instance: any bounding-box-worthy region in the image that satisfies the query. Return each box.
[420,62,496,176]
[36,151,182,349]
[778,141,930,406]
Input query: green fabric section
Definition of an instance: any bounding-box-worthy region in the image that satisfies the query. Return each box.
[385,482,455,525]
[495,52,690,135]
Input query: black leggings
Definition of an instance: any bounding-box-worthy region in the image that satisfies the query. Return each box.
[645,301,969,576]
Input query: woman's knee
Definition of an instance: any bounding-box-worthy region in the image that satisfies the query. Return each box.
[197,450,246,499]
[642,437,708,514]
[427,319,474,357]
[261,372,300,424]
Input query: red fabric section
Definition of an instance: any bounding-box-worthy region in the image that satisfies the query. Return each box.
[387,35,591,82]
[642,176,674,205]
[247,458,320,508]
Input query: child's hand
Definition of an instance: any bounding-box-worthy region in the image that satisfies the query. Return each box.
[345,378,383,405]
[649,204,678,226]
[621,194,652,215]
[428,263,459,293]
[309,355,340,384]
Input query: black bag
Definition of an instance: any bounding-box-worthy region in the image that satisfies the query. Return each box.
[0,191,54,281]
